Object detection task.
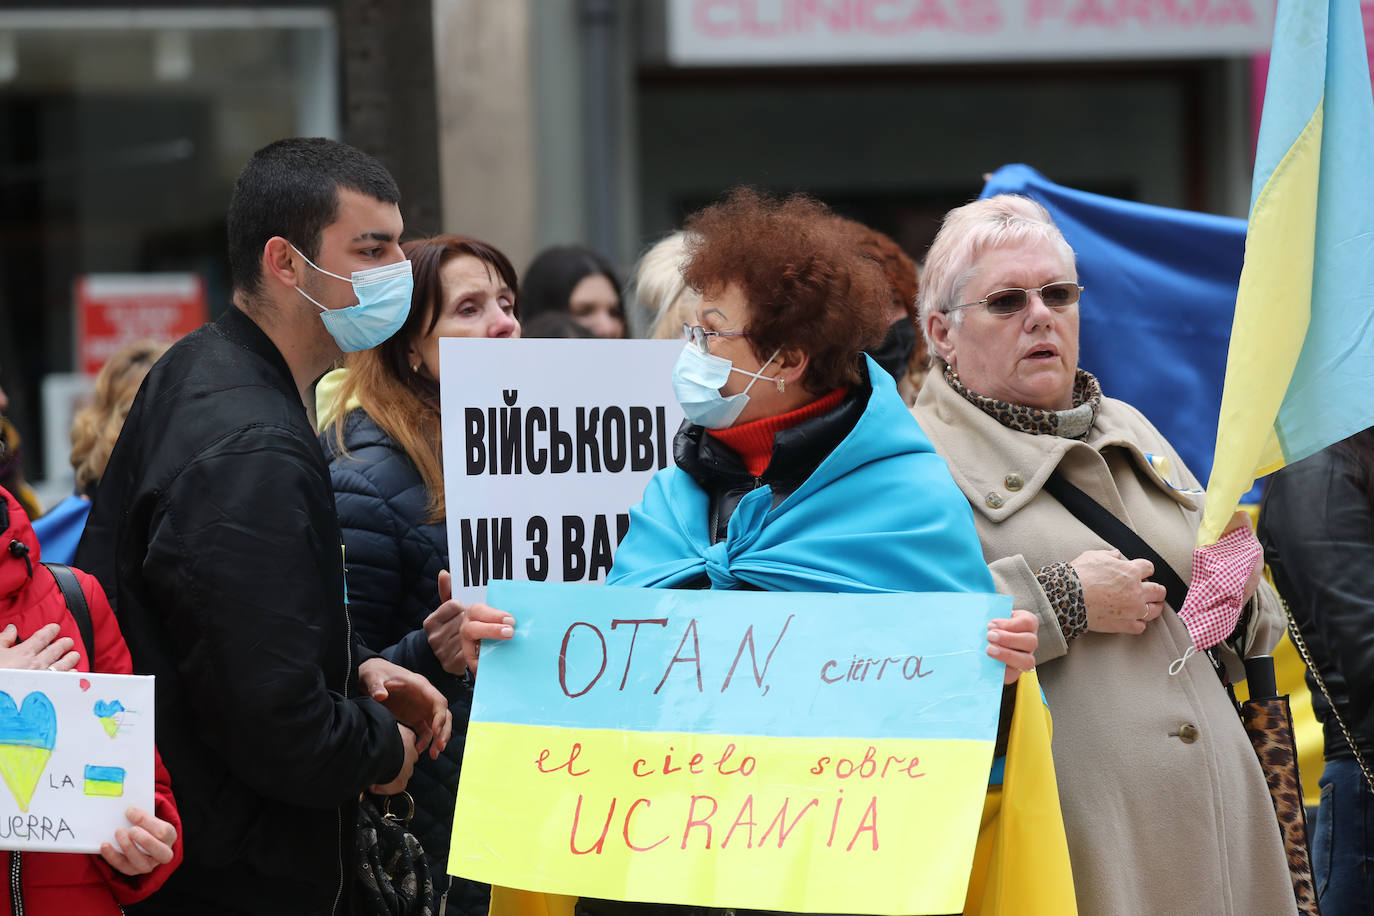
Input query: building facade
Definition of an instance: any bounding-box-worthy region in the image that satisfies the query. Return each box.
[0,0,1311,499]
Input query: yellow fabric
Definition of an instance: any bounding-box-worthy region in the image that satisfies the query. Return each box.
[964,669,1078,916]
[1198,102,1323,545]
[313,366,359,431]
[489,887,576,916]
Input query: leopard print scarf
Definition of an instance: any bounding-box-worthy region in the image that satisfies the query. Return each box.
[944,364,1102,440]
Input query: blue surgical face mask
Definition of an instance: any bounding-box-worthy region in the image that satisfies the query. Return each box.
[290,244,413,352]
[671,343,781,429]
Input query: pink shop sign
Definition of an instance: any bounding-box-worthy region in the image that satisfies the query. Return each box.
[668,0,1276,65]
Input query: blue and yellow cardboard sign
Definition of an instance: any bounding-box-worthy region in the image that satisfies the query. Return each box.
[450,581,1009,915]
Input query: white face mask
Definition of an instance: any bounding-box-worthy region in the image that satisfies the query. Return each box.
[671,343,781,429]
[290,244,413,352]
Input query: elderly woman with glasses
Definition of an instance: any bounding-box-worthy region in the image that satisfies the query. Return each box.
[912,195,1295,915]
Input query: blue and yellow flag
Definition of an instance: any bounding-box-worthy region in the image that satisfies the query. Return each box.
[1200,0,1374,543]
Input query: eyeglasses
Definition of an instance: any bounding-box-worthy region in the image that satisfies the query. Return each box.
[682,323,748,354]
[945,282,1083,317]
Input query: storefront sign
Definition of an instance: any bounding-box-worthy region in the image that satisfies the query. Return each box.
[450,581,1006,914]
[668,0,1276,65]
[74,273,206,376]
[439,338,685,603]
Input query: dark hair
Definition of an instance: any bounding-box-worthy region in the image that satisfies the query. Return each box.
[832,216,919,323]
[521,312,595,339]
[1335,427,1374,517]
[326,234,518,522]
[682,187,890,394]
[226,137,401,301]
[520,245,623,325]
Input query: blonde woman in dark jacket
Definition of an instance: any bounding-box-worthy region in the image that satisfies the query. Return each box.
[320,233,521,916]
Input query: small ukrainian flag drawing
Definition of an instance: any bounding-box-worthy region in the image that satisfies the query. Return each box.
[83,765,126,798]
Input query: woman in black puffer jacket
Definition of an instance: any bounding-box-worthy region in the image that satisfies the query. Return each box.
[319,234,521,915]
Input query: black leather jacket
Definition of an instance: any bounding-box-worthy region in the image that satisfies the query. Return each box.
[1260,440,1374,761]
[78,307,403,915]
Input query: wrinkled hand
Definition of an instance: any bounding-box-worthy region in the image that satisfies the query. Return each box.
[99,807,177,876]
[987,609,1039,684]
[424,570,515,677]
[1072,548,1167,635]
[0,623,79,672]
[370,723,419,795]
[357,657,452,760]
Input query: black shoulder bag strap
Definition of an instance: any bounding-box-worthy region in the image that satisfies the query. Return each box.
[1042,472,1232,689]
[1041,472,1189,610]
[42,562,96,662]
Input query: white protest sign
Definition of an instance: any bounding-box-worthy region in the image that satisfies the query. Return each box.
[440,338,686,603]
[0,670,154,853]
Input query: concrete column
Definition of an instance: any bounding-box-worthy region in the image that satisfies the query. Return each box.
[340,0,443,237]
[433,0,538,268]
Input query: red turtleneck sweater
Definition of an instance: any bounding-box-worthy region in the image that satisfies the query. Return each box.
[705,387,849,477]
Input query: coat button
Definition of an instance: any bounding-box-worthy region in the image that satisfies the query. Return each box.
[1177,723,1199,743]
[1004,473,1023,491]
[985,492,1004,509]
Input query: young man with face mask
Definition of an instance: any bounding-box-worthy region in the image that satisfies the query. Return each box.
[76,138,452,915]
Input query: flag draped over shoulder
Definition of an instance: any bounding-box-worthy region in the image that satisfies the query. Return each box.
[979,164,1247,498]
[1199,0,1374,544]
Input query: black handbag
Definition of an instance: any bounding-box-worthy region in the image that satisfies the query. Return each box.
[356,791,436,916]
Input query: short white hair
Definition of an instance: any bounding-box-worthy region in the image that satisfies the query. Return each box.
[916,195,1076,329]
[631,231,702,340]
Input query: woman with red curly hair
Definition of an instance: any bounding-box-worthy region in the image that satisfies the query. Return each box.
[460,188,1036,664]
[454,188,1048,915]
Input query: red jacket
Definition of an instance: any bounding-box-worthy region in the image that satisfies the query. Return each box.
[0,487,183,914]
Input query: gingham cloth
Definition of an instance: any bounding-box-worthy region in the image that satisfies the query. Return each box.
[1177,524,1262,650]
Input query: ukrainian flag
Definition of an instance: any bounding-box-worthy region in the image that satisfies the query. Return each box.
[1199,0,1374,543]
[83,765,126,798]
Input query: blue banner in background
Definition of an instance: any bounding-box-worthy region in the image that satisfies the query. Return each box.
[980,164,1261,501]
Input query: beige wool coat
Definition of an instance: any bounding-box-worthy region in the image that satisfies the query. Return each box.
[913,368,1297,916]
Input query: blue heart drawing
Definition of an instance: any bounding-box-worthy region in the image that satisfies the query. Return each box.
[93,700,125,719]
[0,692,57,750]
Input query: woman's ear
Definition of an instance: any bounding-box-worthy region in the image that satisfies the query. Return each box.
[925,312,957,368]
[775,347,809,390]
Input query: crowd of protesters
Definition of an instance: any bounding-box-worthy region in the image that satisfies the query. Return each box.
[0,135,1343,916]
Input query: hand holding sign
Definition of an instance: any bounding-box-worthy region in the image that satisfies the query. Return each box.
[99,806,177,876]
[986,608,1039,684]
[426,570,515,677]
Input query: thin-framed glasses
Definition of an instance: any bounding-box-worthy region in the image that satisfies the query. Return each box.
[682,323,748,354]
[945,282,1084,317]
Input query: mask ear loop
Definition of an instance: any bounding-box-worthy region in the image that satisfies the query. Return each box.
[1168,644,1197,676]
[734,348,783,396]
